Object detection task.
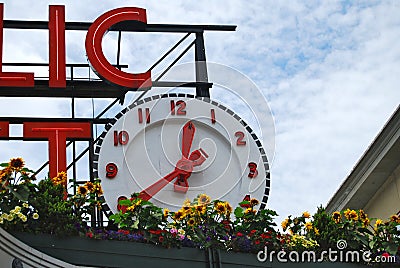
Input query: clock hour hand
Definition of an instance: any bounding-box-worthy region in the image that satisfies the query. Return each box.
[181,121,195,159]
[174,148,208,193]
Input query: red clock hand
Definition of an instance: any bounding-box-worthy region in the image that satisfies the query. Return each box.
[138,169,181,201]
[181,121,195,159]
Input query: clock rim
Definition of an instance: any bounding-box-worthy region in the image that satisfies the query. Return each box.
[93,93,271,218]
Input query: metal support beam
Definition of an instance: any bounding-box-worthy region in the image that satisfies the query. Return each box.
[195,32,210,97]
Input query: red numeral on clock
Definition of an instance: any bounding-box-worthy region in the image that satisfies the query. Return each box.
[138,108,150,123]
[113,130,129,146]
[117,196,128,213]
[106,163,118,178]
[170,100,186,115]
[248,162,258,178]
[235,131,246,146]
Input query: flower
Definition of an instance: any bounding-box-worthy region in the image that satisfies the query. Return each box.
[214,202,226,214]
[93,183,103,195]
[173,210,185,221]
[244,207,255,214]
[224,202,233,214]
[84,181,95,192]
[332,211,341,223]
[375,219,383,227]
[390,214,400,223]
[33,213,39,220]
[305,222,313,231]
[9,157,24,170]
[198,194,211,205]
[250,198,259,206]
[281,218,289,231]
[22,203,29,208]
[51,171,67,186]
[163,208,170,218]
[359,209,367,220]
[314,228,319,236]
[302,211,310,218]
[187,218,196,226]
[348,210,358,221]
[77,185,88,196]
[194,205,206,215]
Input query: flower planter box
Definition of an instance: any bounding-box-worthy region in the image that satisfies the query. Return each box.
[10,232,370,268]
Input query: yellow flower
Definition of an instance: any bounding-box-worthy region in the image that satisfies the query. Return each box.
[194,205,206,215]
[14,206,21,213]
[375,219,383,226]
[7,214,14,221]
[390,214,399,223]
[225,202,233,214]
[305,222,313,231]
[250,198,259,206]
[0,218,3,224]
[77,185,88,196]
[362,218,370,227]
[314,227,319,236]
[302,211,311,218]
[51,171,67,186]
[332,211,341,223]
[163,208,170,218]
[214,202,226,214]
[183,198,191,207]
[9,157,24,170]
[126,205,136,212]
[198,194,211,205]
[281,218,289,231]
[135,199,142,206]
[187,218,196,226]
[359,209,367,220]
[93,183,103,195]
[244,207,255,214]
[84,181,95,192]
[21,215,27,222]
[22,203,29,208]
[182,205,191,214]
[173,210,186,221]
[33,213,39,220]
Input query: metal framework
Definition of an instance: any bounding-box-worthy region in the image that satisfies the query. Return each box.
[0,19,236,226]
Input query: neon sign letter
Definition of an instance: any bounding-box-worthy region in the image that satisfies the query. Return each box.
[85,7,152,89]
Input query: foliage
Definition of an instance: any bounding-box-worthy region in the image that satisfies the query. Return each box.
[0,157,399,264]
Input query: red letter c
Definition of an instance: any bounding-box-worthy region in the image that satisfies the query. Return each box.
[85,7,151,89]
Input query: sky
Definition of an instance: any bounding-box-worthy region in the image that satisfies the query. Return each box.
[0,0,399,225]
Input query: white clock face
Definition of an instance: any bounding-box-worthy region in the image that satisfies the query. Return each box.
[94,94,270,215]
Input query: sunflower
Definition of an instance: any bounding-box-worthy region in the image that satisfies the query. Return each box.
[173,210,186,221]
[362,218,370,227]
[332,211,341,223]
[84,181,95,192]
[390,214,400,223]
[77,185,88,196]
[194,205,206,215]
[305,222,313,231]
[93,183,103,195]
[343,209,352,220]
[182,205,191,214]
[348,210,358,221]
[163,208,170,218]
[225,202,233,214]
[250,198,259,206]
[302,211,311,218]
[9,157,24,170]
[281,218,289,231]
[198,194,211,205]
[214,202,226,214]
[51,171,67,186]
[187,218,196,226]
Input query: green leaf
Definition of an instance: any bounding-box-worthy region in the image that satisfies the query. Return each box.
[0,162,9,167]
[234,207,244,218]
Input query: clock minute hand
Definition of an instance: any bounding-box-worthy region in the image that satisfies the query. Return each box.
[181,121,195,159]
[138,169,182,201]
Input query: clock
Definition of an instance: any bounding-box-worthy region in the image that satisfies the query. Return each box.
[94,93,270,215]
